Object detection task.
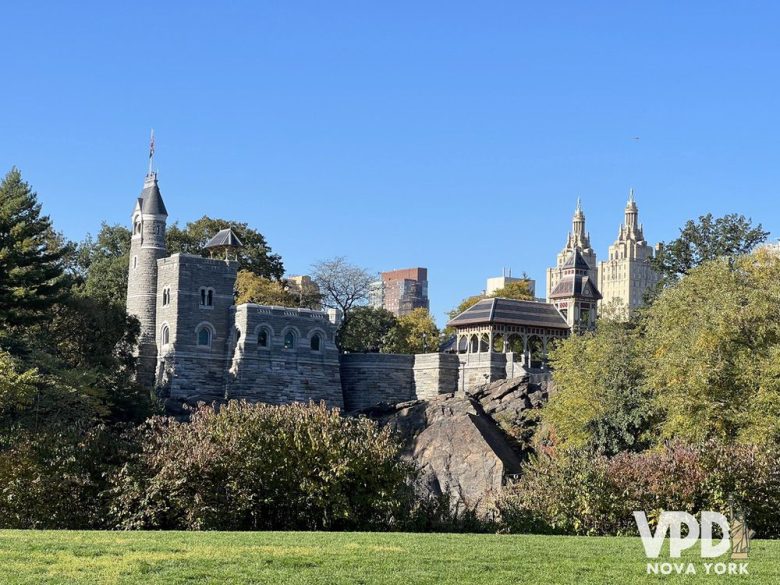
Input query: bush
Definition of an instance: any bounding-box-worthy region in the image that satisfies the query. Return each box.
[110,401,414,530]
[498,442,780,537]
[0,425,129,529]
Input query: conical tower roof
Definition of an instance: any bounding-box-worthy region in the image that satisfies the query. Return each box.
[139,173,167,216]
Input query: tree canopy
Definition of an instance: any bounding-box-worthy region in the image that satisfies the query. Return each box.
[543,318,656,455]
[338,306,398,353]
[311,257,374,325]
[643,249,780,445]
[384,308,440,354]
[0,168,68,329]
[167,216,284,280]
[653,213,768,284]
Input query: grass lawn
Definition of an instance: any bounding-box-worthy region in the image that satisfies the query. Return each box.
[0,530,776,584]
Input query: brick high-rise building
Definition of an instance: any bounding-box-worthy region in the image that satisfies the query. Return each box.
[371,267,429,317]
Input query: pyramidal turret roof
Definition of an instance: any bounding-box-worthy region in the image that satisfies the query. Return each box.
[204,228,244,249]
[139,172,168,216]
[562,248,591,271]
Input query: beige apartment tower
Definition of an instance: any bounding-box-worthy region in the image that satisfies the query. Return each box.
[597,190,660,318]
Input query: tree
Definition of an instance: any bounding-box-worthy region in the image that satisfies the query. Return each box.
[642,249,780,445]
[491,279,535,301]
[311,257,374,325]
[385,308,440,354]
[542,319,657,455]
[338,306,398,353]
[653,213,768,284]
[235,270,298,306]
[0,168,68,328]
[75,223,132,307]
[167,216,284,280]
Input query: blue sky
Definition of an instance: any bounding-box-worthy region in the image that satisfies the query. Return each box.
[2,2,779,325]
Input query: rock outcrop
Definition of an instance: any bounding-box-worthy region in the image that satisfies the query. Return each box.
[361,375,548,515]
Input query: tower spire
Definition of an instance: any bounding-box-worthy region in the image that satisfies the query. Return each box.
[148,129,155,176]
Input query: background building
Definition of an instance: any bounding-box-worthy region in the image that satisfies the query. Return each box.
[546,199,598,301]
[371,267,429,317]
[286,274,322,310]
[486,269,536,297]
[597,190,660,318]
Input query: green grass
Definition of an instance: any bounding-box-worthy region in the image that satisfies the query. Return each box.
[0,531,776,584]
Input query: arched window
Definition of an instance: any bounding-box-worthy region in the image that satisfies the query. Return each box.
[162,288,171,306]
[199,288,214,307]
[133,219,141,235]
[258,329,269,348]
[283,331,296,350]
[197,327,211,347]
[161,325,169,346]
[310,334,321,351]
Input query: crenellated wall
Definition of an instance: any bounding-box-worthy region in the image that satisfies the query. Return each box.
[225,304,343,408]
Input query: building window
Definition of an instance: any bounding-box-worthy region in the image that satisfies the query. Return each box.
[162,288,171,306]
[161,325,170,346]
[200,288,214,307]
[197,327,211,347]
[133,219,141,235]
[133,256,138,269]
[283,331,296,350]
[258,329,269,348]
[310,334,321,352]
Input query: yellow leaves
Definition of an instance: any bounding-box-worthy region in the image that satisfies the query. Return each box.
[642,251,780,445]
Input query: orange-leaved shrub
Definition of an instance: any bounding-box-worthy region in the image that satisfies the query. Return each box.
[109,401,414,530]
[498,442,780,537]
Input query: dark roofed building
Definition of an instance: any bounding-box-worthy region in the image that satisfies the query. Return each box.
[549,249,602,333]
[446,297,569,370]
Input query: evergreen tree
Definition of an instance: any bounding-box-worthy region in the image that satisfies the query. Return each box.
[0,168,68,328]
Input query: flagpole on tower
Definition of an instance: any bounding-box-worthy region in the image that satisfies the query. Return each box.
[148,128,155,176]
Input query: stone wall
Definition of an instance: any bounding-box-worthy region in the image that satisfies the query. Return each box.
[340,354,415,411]
[225,304,343,409]
[413,353,460,399]
[457,352,508,392]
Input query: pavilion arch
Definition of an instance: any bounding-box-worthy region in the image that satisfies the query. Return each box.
[528,335,544,368]
[479,333,490,353]
[457,336,468,354]
[505,334,523,354]
[492,333,504,353]
[469,334,479,353]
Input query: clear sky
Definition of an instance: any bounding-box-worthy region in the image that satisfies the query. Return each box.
[2,1,778,325]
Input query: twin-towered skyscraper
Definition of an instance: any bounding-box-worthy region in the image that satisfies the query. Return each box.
[545,191,661,320]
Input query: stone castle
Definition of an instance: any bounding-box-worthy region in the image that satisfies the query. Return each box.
[126,164,659,413]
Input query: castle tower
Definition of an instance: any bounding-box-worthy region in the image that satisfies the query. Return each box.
[127,164,168,389]
[597,189,660,319]
[546,199,598,301]
[549,249,602,333]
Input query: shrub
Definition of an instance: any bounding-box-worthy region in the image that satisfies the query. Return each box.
[110,401,414,530]
[499,442,780,537]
